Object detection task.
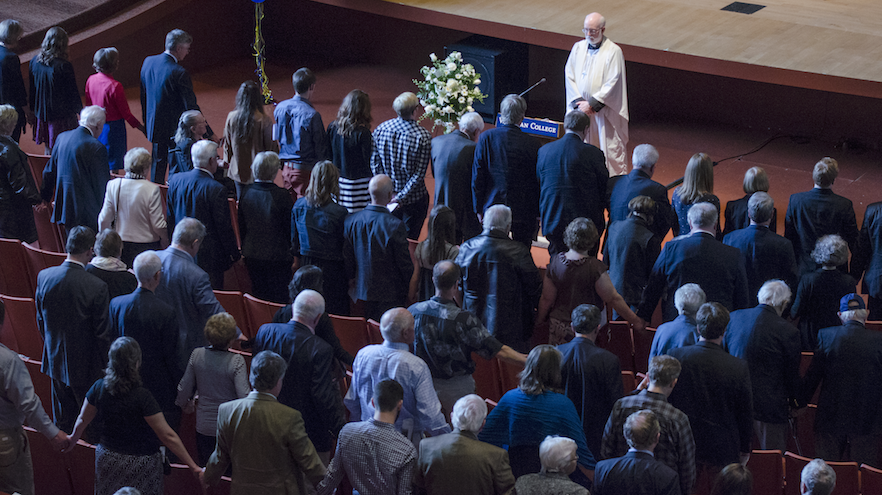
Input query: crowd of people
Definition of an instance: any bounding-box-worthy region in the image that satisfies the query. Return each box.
[0,13,877,495]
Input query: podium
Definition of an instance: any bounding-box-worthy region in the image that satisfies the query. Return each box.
[495,114,564,144]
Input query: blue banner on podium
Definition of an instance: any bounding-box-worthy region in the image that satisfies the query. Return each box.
[495,114,563,139]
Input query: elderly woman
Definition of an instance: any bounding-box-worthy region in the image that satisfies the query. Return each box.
[237,151,293,303]
[85,47,146,173]
[723,166,777,236]
[86,229,137,299]
[291,160,349,315]
[0,104,41,243]
[168,110,206,177]
[176,312,250,464]
[791,234,857,350]
[29,26,81,154]
[410,205,458,303]
[327,89,373,213]
[478,345,595,482]
[67,337,201,495]
[537,217,645,345]
[604,195,662,313]
[224,81,278,198]
[98,147,168,267]
[513,436,588,495]
[672,152,721,238]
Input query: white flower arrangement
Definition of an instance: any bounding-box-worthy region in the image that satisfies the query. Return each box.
[414,51,487,133]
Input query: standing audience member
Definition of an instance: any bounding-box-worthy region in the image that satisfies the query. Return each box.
[41,105,109,236]
[785,157,858,276]
[98,147,168,267]
[723,166,777,236]
[317,379,417,495]
[275,67,328,200]
[672,152,721,237]
[604,195,662,313]
[648,283,705,361]
[709,463,753,495]
[167,110,205,177]
[36,226,112,431]
[0,104,40,243]
[85,47,146,173]
[410,205,459,303]
[343,174,413,321]
[86,229,137,299]
[513,436,588,495]
[456,204,541,352]
[223,80,277,197]
[413,394,516,495]
[537,110,608,255]
[237,151,293,303]
[472,94,540,247]
[327,89,373,213]
[370,91,432,239]
[291,160,349,315]
[431,111,483,242]
[204,351,327,494]
[29,26,80,154]
[800,459,836,495]
[607,144,675,239]
[0,20,28,142]
[852,200,882,319]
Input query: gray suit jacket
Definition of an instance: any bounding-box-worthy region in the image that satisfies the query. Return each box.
[414,429,515,495]
[432,130,480,241]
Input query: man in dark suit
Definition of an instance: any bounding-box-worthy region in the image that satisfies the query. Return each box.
[724,192,799,307]
[108,250,178,425]
[537,111,608,256]
[594,410,680,495]
[343,174,413,321]
[557,304,623,457]
[40,106,109,235]
[648,283,705,362]
[638,202,750,323]
[413,394,515,495]
[0,20,28,142]
[472,94,540,247]
[166,139,240,289]
[784,157,858,276]
[252,290,346,463]
[607,144,675,240]
[140,29,214,184]
[35,227,112,431]
[604,195,662,311]
[668,302,753,475]
[723,280,800,451]
[432,111,483,243]
[802,294,882,467]
[850,200,882,320]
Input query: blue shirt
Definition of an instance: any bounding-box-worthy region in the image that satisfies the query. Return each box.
[274,95,328,167]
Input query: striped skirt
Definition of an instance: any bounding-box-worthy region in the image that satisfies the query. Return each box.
[95,444,163,495]
[338,177,371,213]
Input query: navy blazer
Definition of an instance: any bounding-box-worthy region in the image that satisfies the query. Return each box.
[722,194,777,236]
[0,45,27,132]
[110,287,179,411]
[238,181,293,262]
[604,215,661,307]
[342,204,413,303]
[649,314,698,363]
[41,126,109,231]
[140,52,202,143]
[608,169,675,240]
[537,132,608,240]
[432,130,480,241]
[36,261,112,387]
[28,56,81,121]
[723,224,798,306]
[851,201,882,299]
[784,187,858,276]
[593,451,680,495]
[472,124,540,221]
[167,168,240,273]
[791,268,856,351]
[724,304,801,423]
[638,232,750,323]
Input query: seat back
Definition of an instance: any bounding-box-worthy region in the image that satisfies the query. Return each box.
[25,426,74,495]
[861,463,882,494]
[746,450,783,495]
[865,320,882,331]
[228,198,242,250]
[32,203,65,252]
[329,314,370,359]
[596,320,634,371]
[472,353,503,403]
[23,243,65,282]
[497,358,523,394]
[25,153,50,191]
[786,404,816,458]
[366,318,383,344]
[158,184,169,219]
[1,295,43,360]
[621,370,636,395]
[632,326,656,374]
[67,440,96,495]
[0,238,36,297]
[243,293,284,338]
[213,290,253,340]
[22,357,51,420]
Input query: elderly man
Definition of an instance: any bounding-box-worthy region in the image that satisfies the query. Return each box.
[594,410,679,495]
[205,350,326,494]
[456,204,542,352]
[513,436,588,494]
[723,280,800,451]
[801,459,836,495]
[345,308,450,443]
[166,139,240,288]
[343,174,414,321]
[649,283,705,361]
[409,261,526,415]
[565,12,628,176]
[602,355,696,495]
[537,110,608,256]
[0,20,27,142]
[607,144,675,239]
[40,105,109,235]
[371,91,432,240]
[851,200,882,320]
[724,192,799,306]
[472,94,540,247]
[785,157,858,276]
[318,379,417,495]
[275,67,328,200]
[432,111,483,243]
[638,202,749,323]
[802,294,882,467]
[253,290,346,463]
[414,394,515,495]
[604,195,662,311]
[668,303,753,476]
[141,29,214,183]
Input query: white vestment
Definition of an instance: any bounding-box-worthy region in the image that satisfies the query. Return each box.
[565,37,629,176]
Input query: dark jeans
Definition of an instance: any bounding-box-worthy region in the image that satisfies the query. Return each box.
[196,432,218,466]
[301,255,349,316]
[121,240,161,268]
[869,294,882,321]
[392,195,429,240]
[245,257,291,304]
[754,420,788,451]
[151,140,171,184]
[816,431,882,467]
[51,380,90,434]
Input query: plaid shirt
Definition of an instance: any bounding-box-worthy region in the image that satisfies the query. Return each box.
[317,419,417,495]
[601,389,696,495]
[370,117,431,205]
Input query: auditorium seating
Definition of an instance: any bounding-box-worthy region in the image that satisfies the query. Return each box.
[472,353,503,403]
[631,325,656,374]
[25,426,74,495]
[1,295,44,360]
[0,238,36,297]
[32,205,65,253]
[227,198,242,250]
[784,451,860,495]
[366,318,383,344]
[747,450,784,495]
[243,293,284,337]
[25,153,49,191]
[596,321,634,371]
[787,404,817,458]
[23,243,66,280]
[213,290,253,340]
[329,314,371,360]
[865,320,882,331]
[22,357,51,420]
[621,370,636,395]
[497,357,523,393]
[861,464,882,494]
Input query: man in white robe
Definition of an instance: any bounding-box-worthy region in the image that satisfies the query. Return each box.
[565,12,629,176]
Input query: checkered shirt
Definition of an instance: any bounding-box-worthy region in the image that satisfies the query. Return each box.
[370,117,431,205]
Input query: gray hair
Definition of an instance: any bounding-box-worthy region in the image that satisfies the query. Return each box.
[571,304,602,335]
[252,151,280,182]
[379,308,414,343]
[292,289,325,322]
[393,92,419,117]
[191,139,217,169]
[79,105,106,129]
[674,283,706,315]
[624,409,660,450]
[165,29,192,52]
[499,94,526,125]
[748,191,775,224]
[483,204,512,232]
[133,251,161,284]
[112,488,141,495]
[175,110,203,143]
[757,280,791,312]
[811,235,848,267]
[172,217,206,246]
[539,436,577,473]
[0,20,23,45]
[840,309,869,325]
[459,112,484,136]
[0,104,18,136]
[124,147,152,177]
[801,459,836,495]
[250,350,287,392]
[687,202,717,230]
[451,394,487,432]
[632,144,659,170]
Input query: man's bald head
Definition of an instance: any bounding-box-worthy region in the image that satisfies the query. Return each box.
[369,174,394,205]
[583,12,606,44]
[380,308,415,344]
[432,260,460,292]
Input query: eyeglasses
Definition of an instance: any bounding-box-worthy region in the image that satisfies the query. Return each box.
[582,28,602,35]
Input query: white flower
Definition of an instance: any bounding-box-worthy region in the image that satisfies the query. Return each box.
[425,105,436,113]
[447,62,457,71]
[442,105,454,114]
[458,97,465,103]
[454,52,462,61]
[430,53,438,61]
[474,78,481,85]
[467,97,474,104]
[466,106,474,112]
[455,73,462,80]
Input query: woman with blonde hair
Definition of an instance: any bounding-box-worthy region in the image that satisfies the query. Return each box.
[29,26,81,153]
[723,166,777,235]
[672,152,721,237]
[327,89,373,212]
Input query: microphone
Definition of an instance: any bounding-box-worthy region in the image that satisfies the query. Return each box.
[519,78,547,97]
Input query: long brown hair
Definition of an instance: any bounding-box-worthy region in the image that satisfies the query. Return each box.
[37,27,69,65]
[519,345,563,396]
[305,161,340,207]
[422,205,456,264]
[333,89,372,137]
[232,81,264,145]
